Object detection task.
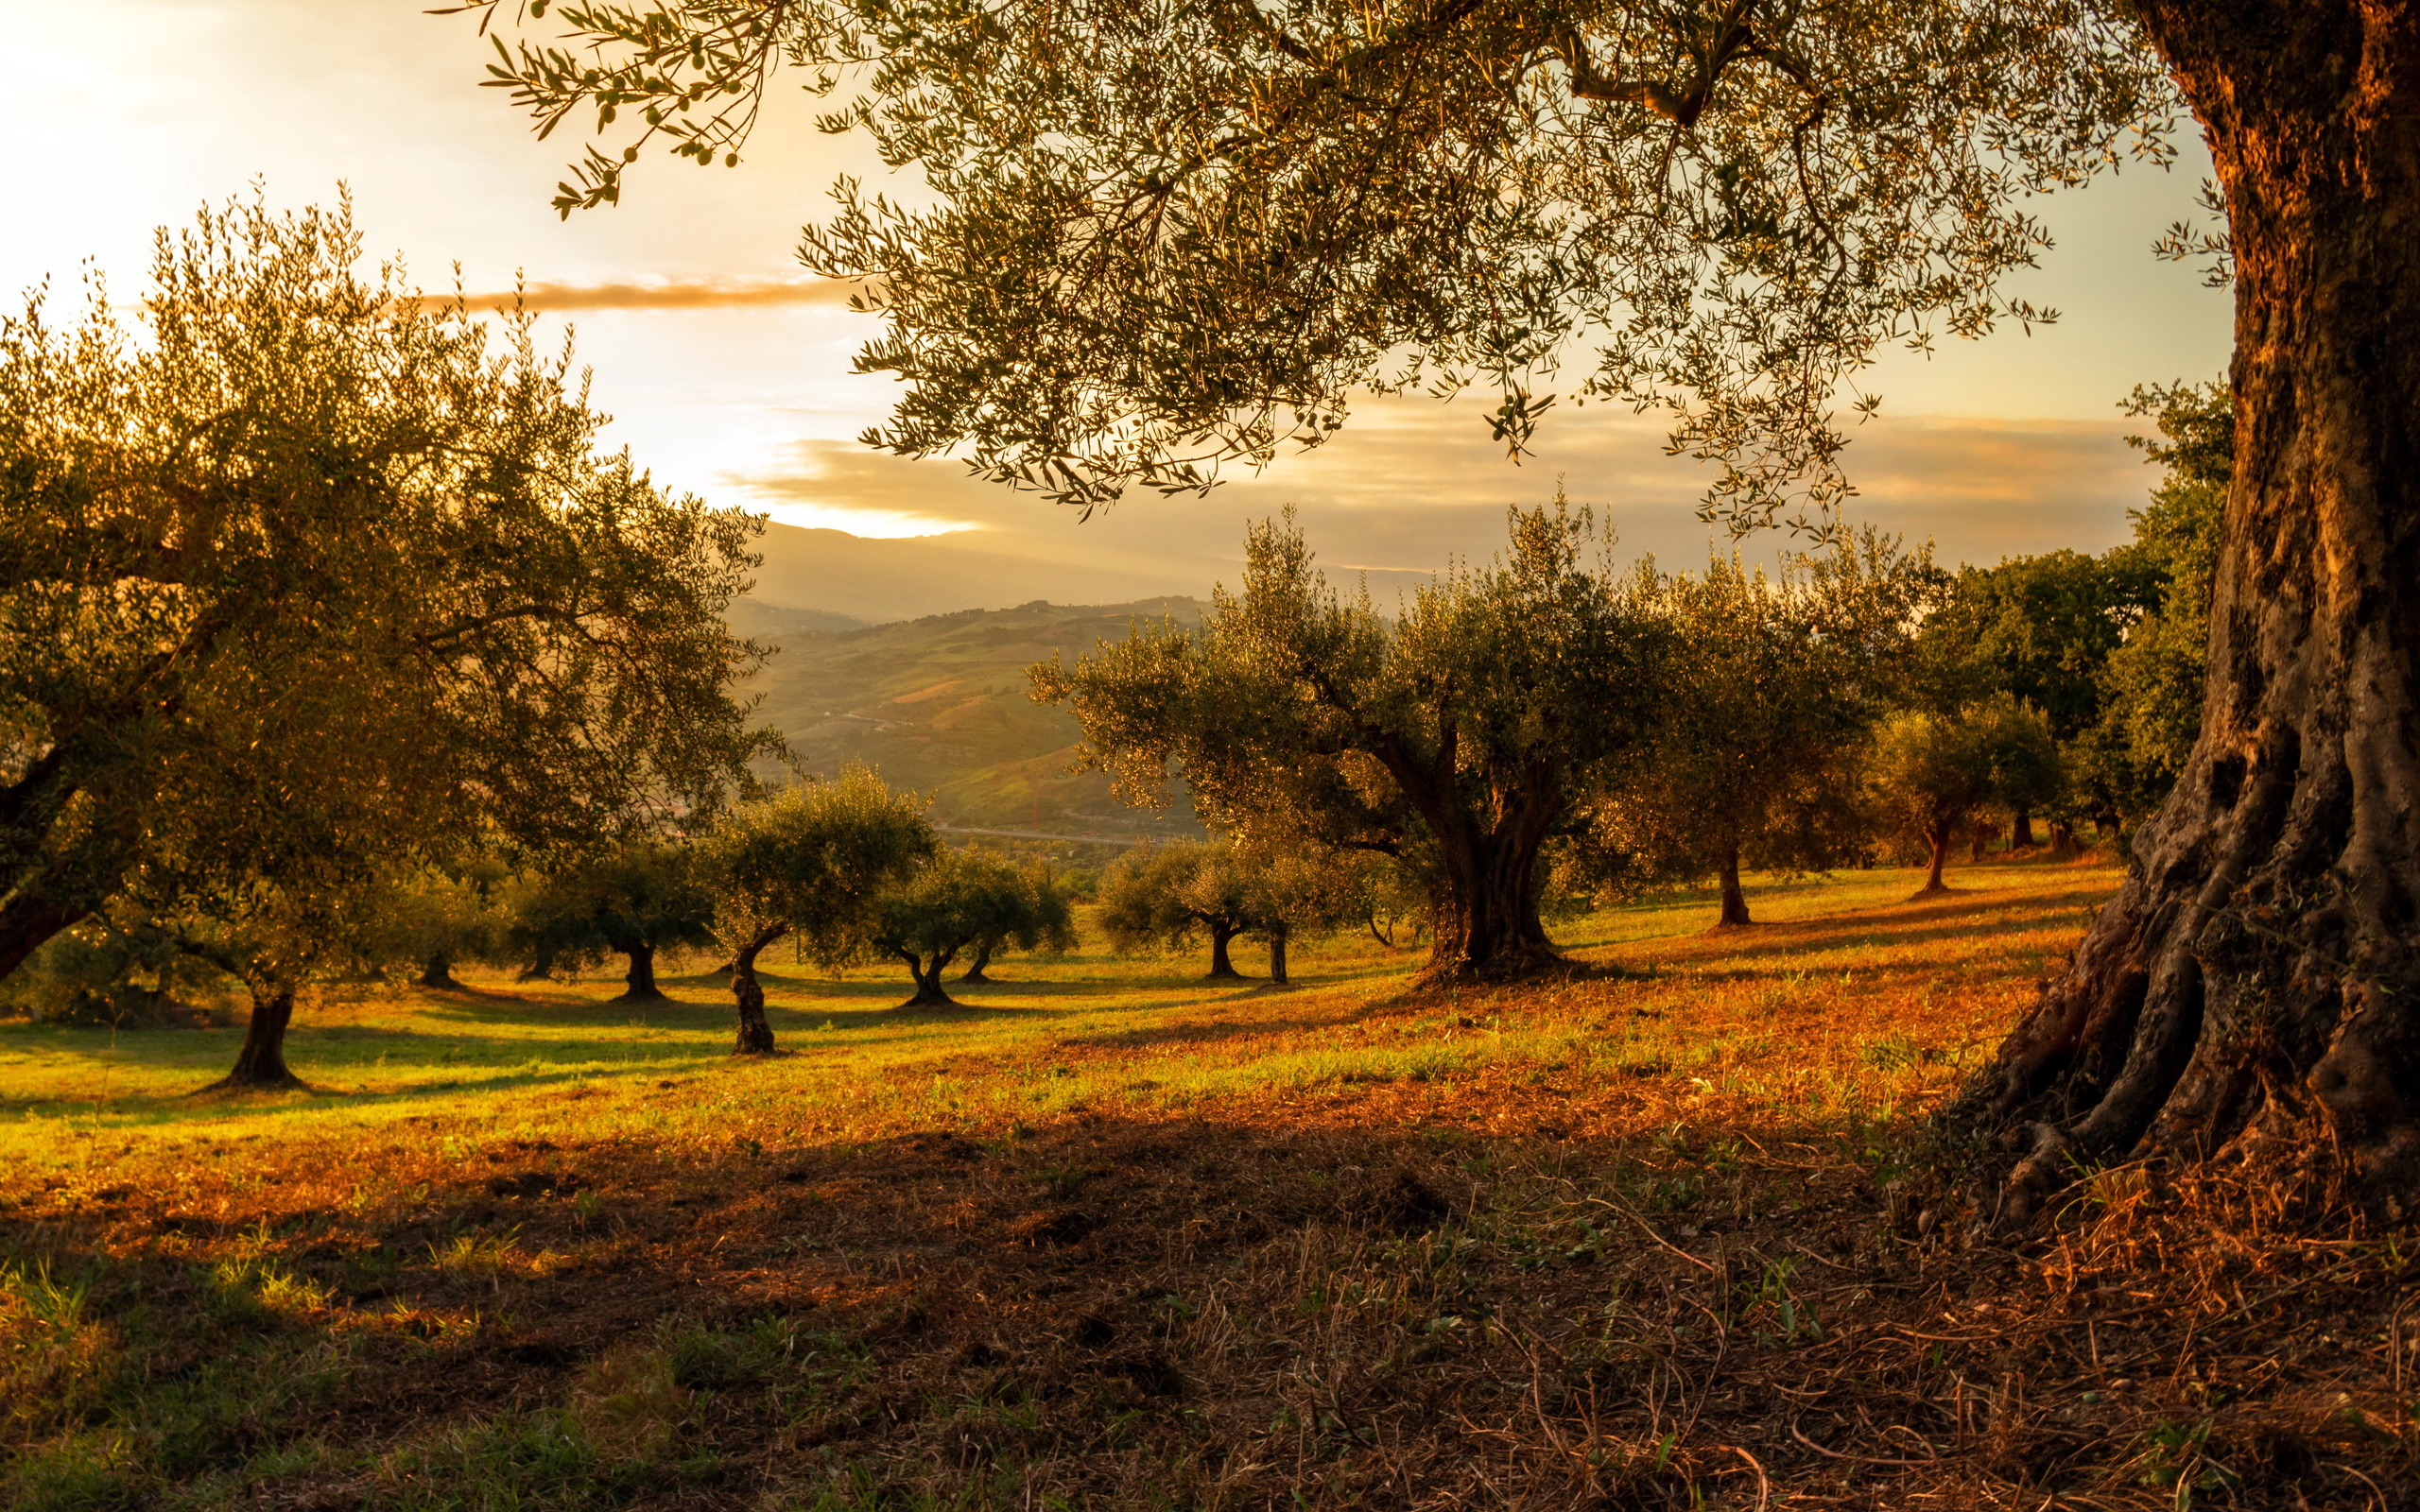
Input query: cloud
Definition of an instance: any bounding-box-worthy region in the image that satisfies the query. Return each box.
[449,277,873,312]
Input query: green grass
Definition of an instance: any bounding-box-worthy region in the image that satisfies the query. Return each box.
[1,859,2113,1177]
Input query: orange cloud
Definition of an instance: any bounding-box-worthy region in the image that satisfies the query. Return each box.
[448,277,874,312]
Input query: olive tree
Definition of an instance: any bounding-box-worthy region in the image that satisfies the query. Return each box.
[1580,534,1931,929]
[702,768,934,1053]
[1870,698,2061,898]
[1236,843,1360,987]
[1097,841,1258,980]
[0,194,775,992]
[464,2,2420,1203]
[865,850,1079,1007]
[516,840,718,1002]
[1035,507,1662,984]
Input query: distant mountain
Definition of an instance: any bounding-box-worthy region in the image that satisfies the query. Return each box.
[743,597,1208,835]
[724,599,872,638]
[741,521,1202,625]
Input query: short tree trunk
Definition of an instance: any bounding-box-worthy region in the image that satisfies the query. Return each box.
[2012,809,2036,850]
[901,951,957,1008]
[515,944,556,983]
[1419,826,1560,985]
[1957,4,2420,1216]
[614,941,665,1004]
[959,942,993,984]
[210,986,301,1091]
[729,931,782,1056]
[419,952,460,990]
[1205,923,1244,980]
[1713,846,1753,929]
[1915,826,1951,898]
[1967,819,1992,864]
[1268,933,1289,986]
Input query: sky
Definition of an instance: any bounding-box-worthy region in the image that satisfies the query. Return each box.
[18,1,2235,615]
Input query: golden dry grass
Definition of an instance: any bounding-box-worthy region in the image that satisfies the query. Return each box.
[3,856,2413,1510]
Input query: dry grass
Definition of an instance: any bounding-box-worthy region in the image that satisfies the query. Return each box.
[2,856,2412,1509]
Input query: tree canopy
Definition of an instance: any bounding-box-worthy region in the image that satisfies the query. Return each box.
[1575,533,1929,927]
[460,0,2171,525]
[0,194,776,987]
[1034,505,1661,982]
[865,850,1077,1006]
[703,767,935,1053]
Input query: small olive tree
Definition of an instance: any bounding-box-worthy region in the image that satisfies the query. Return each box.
[1237,844,1361,987]
[1579,534,1933,929]
[1871,698,2061,897]
[703,768,934,1054]
[866,850,1079,1007]
[515,841,718,1002]
[1097,842,1258,980]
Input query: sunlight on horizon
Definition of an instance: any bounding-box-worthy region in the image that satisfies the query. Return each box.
[750,498,979,538]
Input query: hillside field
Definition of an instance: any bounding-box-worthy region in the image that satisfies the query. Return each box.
[3,858,2411,1509]
[740,598,1206,836]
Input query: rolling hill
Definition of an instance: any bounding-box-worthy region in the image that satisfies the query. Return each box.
[741,597,1208,837]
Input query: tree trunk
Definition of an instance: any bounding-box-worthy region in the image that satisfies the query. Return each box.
[1268,932,1289,986]
[1419,823,1560,984]
[2013,809,2036,850]
[211,985,301,1090]
[515,943,556,983]
[419,952,459,990]
[1206,921,1244,979]
[1966,819,1991,864]
[1959,5,2420,1216]
[902,950,958,1007]
[614,941,665,1003]
[1713,846,1753,929]
[1916,825,1951,898]
[959,942,993,984]
[729,929,782,1056]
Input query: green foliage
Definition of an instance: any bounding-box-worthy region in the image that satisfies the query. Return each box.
[704,766,937,967]
[2089,379,2230,824]
[1096,842,1254,958]
[1869,697,2060,872]
[1570,532,1934,902]
[515,841,718,970]
[1919,550,2163,742]
[0,911,235,1028]
[462,0,2173,524]
[1035,506,1662,979]
[0,191,776,983]
[865,849,1079,999]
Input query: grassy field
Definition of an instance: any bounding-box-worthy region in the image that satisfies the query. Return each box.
[3,857,2412,1509]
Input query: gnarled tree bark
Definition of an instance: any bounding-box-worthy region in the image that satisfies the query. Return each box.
[1959,4,2420,1216]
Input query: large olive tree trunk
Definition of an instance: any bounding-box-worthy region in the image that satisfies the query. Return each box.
[1204,920,1245,979]
[1415,791,1562,984]
[1962,5,2420,1214]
